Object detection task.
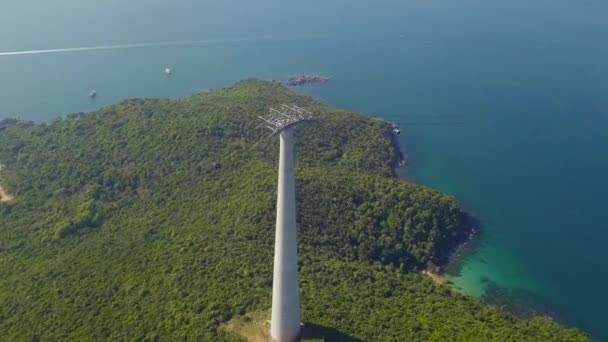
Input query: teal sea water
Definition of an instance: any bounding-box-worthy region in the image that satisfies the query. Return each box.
[1,0,607,339]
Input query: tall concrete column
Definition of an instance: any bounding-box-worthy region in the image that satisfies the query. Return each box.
[271,127,301,342]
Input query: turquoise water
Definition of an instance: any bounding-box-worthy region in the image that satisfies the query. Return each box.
[2,0,608,339]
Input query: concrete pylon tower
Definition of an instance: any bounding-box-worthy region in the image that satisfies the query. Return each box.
[258,105,316,342]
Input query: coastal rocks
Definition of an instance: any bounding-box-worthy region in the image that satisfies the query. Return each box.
[386,121,407,176]
[286,75,330,86]
[442,216,482,278]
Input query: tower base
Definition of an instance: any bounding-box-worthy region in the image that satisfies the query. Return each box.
[270,322,303,342]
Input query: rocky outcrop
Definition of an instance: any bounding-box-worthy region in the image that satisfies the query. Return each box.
[286,75,330,86]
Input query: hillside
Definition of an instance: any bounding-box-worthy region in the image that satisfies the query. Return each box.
[0,80,587,341]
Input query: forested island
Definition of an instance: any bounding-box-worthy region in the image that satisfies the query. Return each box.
[0,80,587,341]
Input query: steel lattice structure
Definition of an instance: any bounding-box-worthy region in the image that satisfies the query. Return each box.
[258,104,317,135]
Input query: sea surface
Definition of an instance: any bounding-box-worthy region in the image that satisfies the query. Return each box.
[1,0,607,339]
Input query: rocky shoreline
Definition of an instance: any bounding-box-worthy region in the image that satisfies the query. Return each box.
[441,214,482,275]
[385,119,480,275]
[383,115,578,336]
[387,122,407,177]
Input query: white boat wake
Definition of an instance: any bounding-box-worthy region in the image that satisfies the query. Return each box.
[0,37,278,57]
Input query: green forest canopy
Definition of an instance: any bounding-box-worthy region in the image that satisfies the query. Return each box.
[0,80,587,341]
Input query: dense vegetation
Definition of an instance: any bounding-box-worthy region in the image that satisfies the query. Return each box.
[0,80,586,341]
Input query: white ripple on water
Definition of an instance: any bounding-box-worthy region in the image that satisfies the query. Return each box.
[0,37,280,57]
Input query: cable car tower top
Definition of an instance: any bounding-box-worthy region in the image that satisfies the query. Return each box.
[257,104,317,135]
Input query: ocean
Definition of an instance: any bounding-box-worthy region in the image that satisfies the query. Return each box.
[1,0,607,339]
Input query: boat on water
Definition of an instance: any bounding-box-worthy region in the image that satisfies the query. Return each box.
[165,68,172,75]
[89,90,97,98]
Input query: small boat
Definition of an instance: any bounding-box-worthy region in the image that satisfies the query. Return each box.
[165,68,172,75]
[89,90,97,98]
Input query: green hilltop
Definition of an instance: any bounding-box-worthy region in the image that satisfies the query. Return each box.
[0,80,587,341]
